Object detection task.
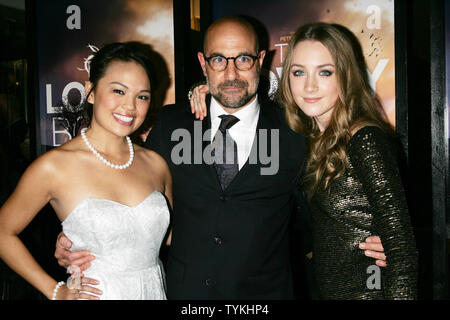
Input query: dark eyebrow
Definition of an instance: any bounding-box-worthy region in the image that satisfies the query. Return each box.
[290,63,335,68]
[110,81,128,88]
[207,51,256,57]
[110,82,151,93]
[318,63,335,68]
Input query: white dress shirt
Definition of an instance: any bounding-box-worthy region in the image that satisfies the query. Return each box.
[210,95,260,170]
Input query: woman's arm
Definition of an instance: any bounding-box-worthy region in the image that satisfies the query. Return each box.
[0,153,62,299]
[0,153,98,300]
[349,126,418,299]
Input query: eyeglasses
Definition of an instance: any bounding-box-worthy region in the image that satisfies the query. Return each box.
[203,53,260,71]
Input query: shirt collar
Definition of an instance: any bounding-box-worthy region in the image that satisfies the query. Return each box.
[210,95,260,126]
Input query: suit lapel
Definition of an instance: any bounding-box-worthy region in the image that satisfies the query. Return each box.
[197,97,223,190]
[196,96,279,192]
[225,100,276,191]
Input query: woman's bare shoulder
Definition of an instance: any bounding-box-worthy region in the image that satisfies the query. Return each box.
[136,145,169,168]
[31,137,85,174]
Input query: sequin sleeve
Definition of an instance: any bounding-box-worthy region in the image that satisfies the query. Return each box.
[347,126,418,299]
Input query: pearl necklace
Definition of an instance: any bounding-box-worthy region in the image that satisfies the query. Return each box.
[81,127,134,170]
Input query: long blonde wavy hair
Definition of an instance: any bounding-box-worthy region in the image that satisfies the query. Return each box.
[279,23,392,199]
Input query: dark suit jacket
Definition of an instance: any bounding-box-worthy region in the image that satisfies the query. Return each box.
[145,97,306,299]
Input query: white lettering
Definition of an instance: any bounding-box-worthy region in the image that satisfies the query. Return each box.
[274,43,288,64]
[46,84,57,114]
[62,81,86,109]
[53,117,71,146]
[46,82,86,114]
[181,304,215,317]
[368,59,389,93]
[366,5,381,30]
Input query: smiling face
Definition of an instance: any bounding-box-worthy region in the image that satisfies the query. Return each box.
[86,60,151,137]
[197,19,265,112]
[288,40,339,131]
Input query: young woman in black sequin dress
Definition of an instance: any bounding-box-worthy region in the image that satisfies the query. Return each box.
[278,23,418,299]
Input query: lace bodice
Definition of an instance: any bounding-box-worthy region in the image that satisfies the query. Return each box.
[62,190,170,300]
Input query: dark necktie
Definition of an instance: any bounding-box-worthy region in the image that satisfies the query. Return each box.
[212,114,240,190]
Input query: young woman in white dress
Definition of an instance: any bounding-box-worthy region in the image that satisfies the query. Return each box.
[0,42,172,300]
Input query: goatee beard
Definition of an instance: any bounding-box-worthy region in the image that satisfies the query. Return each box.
[208,78,258,109]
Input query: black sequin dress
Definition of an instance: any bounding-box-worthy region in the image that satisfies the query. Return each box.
[310,126,418,300]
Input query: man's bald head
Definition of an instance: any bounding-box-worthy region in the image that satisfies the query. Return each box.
[203,16,259,54]
[197,16,265,112]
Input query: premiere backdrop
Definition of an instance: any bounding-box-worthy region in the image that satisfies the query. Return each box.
[213,0,396,127]
[35,0,175,148]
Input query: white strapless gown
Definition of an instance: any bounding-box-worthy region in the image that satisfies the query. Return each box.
[61,190,170,300]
